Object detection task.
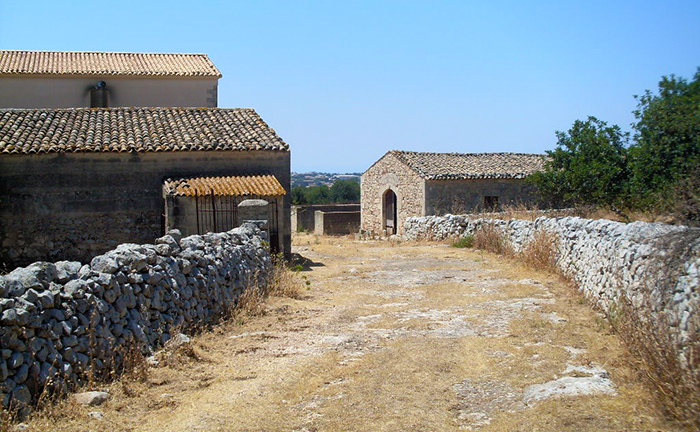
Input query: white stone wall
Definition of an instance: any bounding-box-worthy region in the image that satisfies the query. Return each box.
[361,153,425,235]
[404,214,699,371]
[0,223,271,414]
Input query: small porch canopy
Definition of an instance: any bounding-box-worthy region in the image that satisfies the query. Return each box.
[163,175,286,243]
[164,175,286,197]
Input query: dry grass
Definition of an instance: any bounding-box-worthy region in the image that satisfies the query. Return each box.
[228,259,305,322]
[518,228,559,273]
[612,295,700,431]
[268,260,305,299]
[473,222,514,256]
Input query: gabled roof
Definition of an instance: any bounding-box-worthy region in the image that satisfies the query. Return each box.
[0,108,288,154]
[0,50,221,78]
[386,150,546,180]
[164,175,286,197]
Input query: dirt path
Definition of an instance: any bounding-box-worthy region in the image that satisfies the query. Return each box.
[34,234,678,432]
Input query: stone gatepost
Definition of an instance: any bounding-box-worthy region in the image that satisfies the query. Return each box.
[238,199,270,237]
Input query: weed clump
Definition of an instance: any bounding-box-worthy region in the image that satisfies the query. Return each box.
[519,229,558,272]
[473,223,513,256]
[451,235,474,249]
[230,255,305,322]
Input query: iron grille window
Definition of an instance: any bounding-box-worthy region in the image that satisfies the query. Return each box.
[484,196,499,211]
[194,195,279,253]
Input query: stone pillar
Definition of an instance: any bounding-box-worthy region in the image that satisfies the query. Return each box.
[237,199,269,226]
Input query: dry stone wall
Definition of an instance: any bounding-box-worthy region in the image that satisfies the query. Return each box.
[404,214,699,370]
[0,222,272,415]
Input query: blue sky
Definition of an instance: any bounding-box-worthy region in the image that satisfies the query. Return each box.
[1,0,698,173]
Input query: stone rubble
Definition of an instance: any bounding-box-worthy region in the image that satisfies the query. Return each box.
[0,223,272,415]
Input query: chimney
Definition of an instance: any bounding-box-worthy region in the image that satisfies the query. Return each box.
[90,81,109,108]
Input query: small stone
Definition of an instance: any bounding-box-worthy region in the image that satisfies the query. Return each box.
[90,255,119,274]
[9,352,23,369]
[63,279,88,299]
[172,332,190,346]
[73,391,110,406]
[1,309,19,325]
[10,384,31,406]
[12,364,29,384]
[21,289,39,303]
[55,261,82,283]
[155,235,180,251]
[36,290,55,308]
[166,229,182,243]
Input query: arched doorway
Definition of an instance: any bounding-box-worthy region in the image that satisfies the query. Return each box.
[383,189,398,235]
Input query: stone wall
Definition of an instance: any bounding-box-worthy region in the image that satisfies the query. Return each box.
[0,223,271,414]
[314,211,361,235]
[292,204,360,233]
[361,152,425,235]
[0,150,291,268]
[425,178,540,215]
[403,214,699,370]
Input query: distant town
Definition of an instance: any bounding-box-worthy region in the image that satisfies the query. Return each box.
[291,172,361,188]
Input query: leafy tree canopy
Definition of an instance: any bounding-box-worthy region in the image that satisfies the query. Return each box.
[629,68,700,208]
[291,179,360,205]
[529,116,629,207]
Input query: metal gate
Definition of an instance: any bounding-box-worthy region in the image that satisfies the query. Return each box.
[195,195,279,252]
[195,195,238,234]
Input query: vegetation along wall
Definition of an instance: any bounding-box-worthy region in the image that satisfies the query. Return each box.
[403,214,699,385]
[0,223,272,416]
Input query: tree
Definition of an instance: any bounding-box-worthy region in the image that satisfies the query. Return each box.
[528,116,629,207]
[305,185,331,204]
[628,68,700,210]
[291,186,307,205]
[329,179,360,203]
[291,180,360,205]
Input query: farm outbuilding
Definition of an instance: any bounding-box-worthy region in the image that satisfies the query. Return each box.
[361,150,545,235]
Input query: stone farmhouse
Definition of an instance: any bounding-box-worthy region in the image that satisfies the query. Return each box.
[0,51,291,268]
[361,150,545,235]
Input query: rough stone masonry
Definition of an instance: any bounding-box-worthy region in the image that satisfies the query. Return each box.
[0,222,272,416]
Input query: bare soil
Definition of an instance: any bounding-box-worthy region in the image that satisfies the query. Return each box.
[23,234,682,432]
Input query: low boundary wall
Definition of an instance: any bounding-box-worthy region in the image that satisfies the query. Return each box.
[314,211,361,236]
[404,214,699,371]
[292,204,360,232]
[0,223,272,414]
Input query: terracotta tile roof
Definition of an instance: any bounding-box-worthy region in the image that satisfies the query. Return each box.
[0,50,221,77]
[390,150,546,180]
[164,175,286,197]
[0,108,289,154]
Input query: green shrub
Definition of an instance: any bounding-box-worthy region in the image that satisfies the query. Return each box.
[451,235,474,248]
